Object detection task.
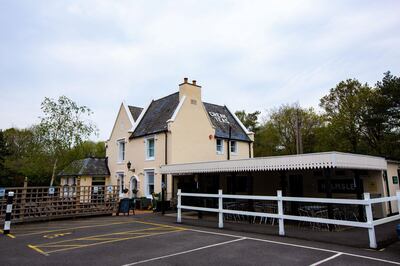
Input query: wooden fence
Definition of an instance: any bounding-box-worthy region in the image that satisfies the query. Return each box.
[0,185,119,223]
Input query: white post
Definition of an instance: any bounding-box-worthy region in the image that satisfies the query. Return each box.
[396,191,400,215]
[277,190,285,236]
[218,189,223,228]
[364,192,377,249]
[177,189,182,223]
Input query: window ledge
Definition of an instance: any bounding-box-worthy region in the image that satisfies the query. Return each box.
[145,158,155,161]
[117,162,125,165]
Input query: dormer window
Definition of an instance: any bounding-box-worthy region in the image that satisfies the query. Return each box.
[117,139,125,163]
[216,139,224,155]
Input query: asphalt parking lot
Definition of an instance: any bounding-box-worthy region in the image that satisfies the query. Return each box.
[1,214,400,265]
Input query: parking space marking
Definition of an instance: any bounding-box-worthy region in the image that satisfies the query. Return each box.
[0,229,15,238]
[16,220,137,237]
[187,228,400,265]
[310,253,343,266]
[122,237,247,266]
[28,225,186,255]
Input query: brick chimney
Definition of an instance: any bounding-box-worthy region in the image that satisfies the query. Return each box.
[179,77,201,101]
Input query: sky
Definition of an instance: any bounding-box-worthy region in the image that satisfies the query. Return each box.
[1,0,399,141]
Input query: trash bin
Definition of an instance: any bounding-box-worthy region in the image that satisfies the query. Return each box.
[397,224,400,240]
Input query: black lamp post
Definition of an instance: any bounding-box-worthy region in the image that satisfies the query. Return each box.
[127,161,131,170]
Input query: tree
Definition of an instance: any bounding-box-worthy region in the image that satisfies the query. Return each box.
[37,96,97,186]
[319,79,371,153]
[235,110,261,133]
[0,130,8,178]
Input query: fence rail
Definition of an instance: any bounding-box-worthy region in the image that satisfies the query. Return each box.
[0,185,120,223]
[177,189,400,249]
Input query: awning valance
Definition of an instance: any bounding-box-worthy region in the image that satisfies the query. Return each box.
[160,152,387,175]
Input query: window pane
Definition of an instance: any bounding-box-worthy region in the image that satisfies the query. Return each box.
[149,185,154,194]
[147,138,155,158]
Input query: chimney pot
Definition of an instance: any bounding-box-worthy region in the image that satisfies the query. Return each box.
[184,77,188,83]
[192,80,197,85]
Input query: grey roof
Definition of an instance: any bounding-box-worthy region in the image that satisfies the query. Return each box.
[131,92,180,138]
[129,92,251,142]
[204,102,251,142]
[57,158,110,177]
[128,106,143,121]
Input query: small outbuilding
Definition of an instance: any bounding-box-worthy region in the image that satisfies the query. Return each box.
[58,157,110,187]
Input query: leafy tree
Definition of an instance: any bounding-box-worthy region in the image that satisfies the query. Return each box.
[266,103,325,155]
[37,96,98,186]
[319,79,371,153]
[0,130,8,177]
[235,110,261,133]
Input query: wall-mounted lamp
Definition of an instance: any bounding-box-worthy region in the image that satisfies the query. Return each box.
[127,161,131,170]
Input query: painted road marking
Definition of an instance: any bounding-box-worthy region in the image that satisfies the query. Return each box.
[16,220,137,237]
[0,229,16,238]
[28,225,186,255]
[43,232,72,239]
[187,228,400,265]
[310,253,343,266]
[122,238,247,266]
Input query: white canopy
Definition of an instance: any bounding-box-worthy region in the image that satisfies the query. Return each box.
[160,152,387,175]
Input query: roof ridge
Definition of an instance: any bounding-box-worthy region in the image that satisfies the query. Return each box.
[128,105,143,109]
[153,91,179,102]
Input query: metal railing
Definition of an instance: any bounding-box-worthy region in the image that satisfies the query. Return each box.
[0,185,120,223]
[177,189,400,249]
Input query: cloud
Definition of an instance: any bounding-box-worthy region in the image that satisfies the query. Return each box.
[0,0,399,140]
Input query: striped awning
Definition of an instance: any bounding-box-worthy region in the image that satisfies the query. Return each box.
[160,152,387,175]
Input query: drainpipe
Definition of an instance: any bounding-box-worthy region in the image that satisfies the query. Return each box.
[161,131,168,215]
[227,126,231,160]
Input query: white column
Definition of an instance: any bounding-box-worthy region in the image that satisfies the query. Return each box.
[218,189,223,228]
[277,190,285,236]
[177,189,182,223]
[364,192,377,249]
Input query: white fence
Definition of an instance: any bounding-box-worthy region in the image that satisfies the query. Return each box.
[176,189,400,249]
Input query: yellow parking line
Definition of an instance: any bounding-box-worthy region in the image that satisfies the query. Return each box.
[44,229,185,254]
[17,220,136,236]
[28,245,49,256]
[132,220,185,230]
[0,229,16,239]
[36,226,167,246]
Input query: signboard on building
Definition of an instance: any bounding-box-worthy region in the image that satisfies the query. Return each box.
[48,187,55,195]
[107,186,113,193]
[393,176,399,184]
[93,186,99,194]
[0,187,5,197]
[317,179,358,194]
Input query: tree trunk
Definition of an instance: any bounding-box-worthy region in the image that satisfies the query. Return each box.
[50,158,58,186]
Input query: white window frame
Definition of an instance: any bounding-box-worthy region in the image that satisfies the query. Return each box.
[117,139,125,163]
[216,138,224,155]
[116,172,125,194]
[144,169,155,198]
[230,140,238,154]
[145,136,155,161]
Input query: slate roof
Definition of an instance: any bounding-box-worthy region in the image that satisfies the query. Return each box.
[57,158,110,177]
[203,102,251,142]
[129,92,251,142]
[128,106,143,121]
[131,92,180,138]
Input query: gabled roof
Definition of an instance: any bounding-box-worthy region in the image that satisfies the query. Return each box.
[131,92,180,138]
[204,102,251,142]
[128,106,143,121]
[57,158,110,177]
[128,91,251,141]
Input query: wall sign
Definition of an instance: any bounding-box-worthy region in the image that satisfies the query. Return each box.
[393,176,399,184]
[48,187,55,195]
[0,188,5,197]
[209,112,229,124]
[317,179,359,194]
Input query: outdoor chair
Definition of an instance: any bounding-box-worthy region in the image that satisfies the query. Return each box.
[298,208,311,228]
[313,209,329,231]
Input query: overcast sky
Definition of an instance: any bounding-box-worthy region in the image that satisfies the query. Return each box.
[1,0,399,141]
